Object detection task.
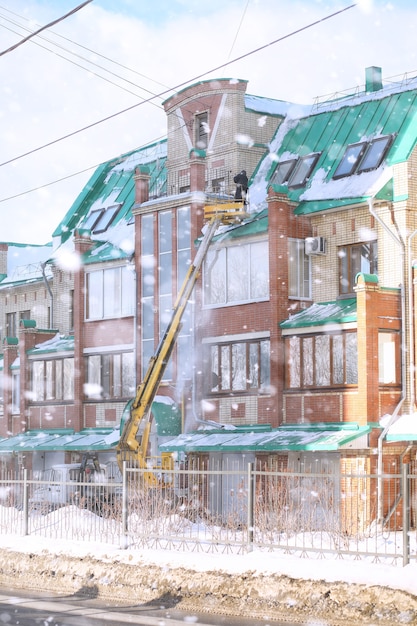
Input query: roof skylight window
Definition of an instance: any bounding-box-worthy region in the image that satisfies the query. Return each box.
[93,204,120,233]
[83,209,103,231]
[357,135,393,173]
[271,159,297,185]
[333,135,393,179]
[83,204,121,234]
[333,143,366,179]
[288,153,320,188]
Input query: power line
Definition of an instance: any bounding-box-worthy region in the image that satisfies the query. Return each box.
[0,0,92,57]
[0,3,357,205]
[0,20,164,103]
[0,9,168,102]
[0,3,357,171]
[0,3,170,92]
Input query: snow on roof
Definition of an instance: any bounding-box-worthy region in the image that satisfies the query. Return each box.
[385,413,417,441]
[0,243,53,287]
[244,94,309,118]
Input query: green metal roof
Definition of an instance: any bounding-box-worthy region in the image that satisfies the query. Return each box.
[159,422,370,453]
[257,83,417,213]
[52,140,167,244]
[81,241,132,264]
[0,428,118,453]
[280,298,357,330]
[294,197,370,216]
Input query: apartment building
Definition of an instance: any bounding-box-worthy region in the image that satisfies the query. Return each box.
[1,69,417,527]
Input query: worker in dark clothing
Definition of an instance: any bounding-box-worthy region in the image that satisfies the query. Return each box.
[234,170,248,203]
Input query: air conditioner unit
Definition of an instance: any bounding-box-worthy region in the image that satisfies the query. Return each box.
[305,236,326,255]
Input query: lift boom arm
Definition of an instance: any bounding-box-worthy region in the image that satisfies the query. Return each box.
[116,207,245,474]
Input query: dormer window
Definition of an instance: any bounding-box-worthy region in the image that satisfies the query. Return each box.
[82,204,121,234]
[333,135,393,179]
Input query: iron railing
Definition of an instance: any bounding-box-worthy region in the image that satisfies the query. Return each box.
[0,463,414,566]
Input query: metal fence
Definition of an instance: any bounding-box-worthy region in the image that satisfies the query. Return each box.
[0,462,415,566]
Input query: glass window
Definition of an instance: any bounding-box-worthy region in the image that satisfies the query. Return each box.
[334,136,392,179]
[286,332,357,388]
[93,205,120,233]
[288,238,311,299]
[83,205,120,234]
[357,136,392,173]
[288,153,320,188]
[83,209,103,231]
[271,159,297,185]
[141,214,154,379]
[6,313,17,338]
[85,352,134,400]
[195,112,209,149]
[379,331,399,384]
[30,358,74,402]
[205,338,270,394]
[334,143,366,178]
[11,371,20,414]
[339,241,377,295]
[204,240,269,306]
[86,266,134,320]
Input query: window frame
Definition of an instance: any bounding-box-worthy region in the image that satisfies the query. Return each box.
[333,135,393,179]
[271,159,297,185]
[85,265,135,321]
[288,152,321,188]
[84,351,135,400]
[30,357,74,402]
[285,331,358,390]
[338,240,378,295]
[203,238,269,308]
[195,111,209,149]
[356,135,393,173]
[205,337,271,395]
[288,238,311,300]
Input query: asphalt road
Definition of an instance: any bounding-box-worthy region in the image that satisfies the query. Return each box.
[0,588,302,626]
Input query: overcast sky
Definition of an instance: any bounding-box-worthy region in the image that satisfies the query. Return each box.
[0,0,416,244]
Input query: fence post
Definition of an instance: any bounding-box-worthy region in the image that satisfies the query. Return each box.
[121,461,128,549]
[402,462,410,567]
[247,462,254,551]
[22,468,29,536]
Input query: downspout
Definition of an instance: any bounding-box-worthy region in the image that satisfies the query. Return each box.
[368,198,406,525]
[407,229,417,411]
[41,261,53,328]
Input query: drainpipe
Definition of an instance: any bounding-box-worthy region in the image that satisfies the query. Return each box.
[368,198,406,524]
[407,229,417,411]
[41,261,53,328]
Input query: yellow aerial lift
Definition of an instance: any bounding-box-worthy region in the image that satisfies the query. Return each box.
[116,202,248,483]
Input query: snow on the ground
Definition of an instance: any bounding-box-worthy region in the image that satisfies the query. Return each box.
[0,531,415,597]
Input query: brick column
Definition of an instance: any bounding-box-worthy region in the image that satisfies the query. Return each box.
[1,337,18,437]
[73,230,95,431]
[355,273,380,425]
[18,322,56,432]
[134,165,150,206]
[189,149,206,226]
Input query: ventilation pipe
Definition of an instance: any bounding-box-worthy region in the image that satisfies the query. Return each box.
[365,66,383,93]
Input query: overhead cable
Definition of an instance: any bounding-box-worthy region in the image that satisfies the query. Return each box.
[0,0,92,57]
[0,3,356,170]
